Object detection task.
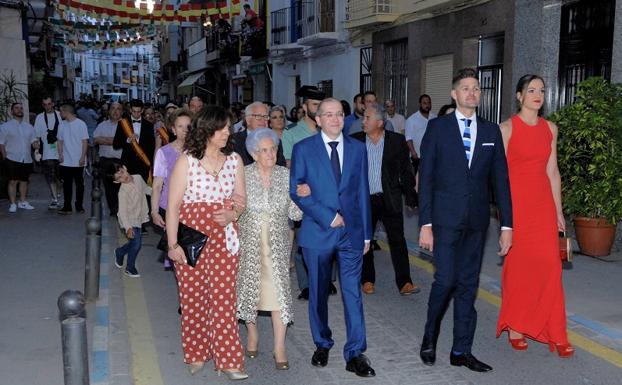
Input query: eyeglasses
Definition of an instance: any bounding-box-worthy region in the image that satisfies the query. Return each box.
[250,114,270,121]
[320,112,345,119]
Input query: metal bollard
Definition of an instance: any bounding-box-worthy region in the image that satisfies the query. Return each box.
[91,167,101,189]
[84,217,101,301]
[58,290,90,385]
[91,187,102,222]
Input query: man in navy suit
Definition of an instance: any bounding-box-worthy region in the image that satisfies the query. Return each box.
[418,68,513,372]
[290,98,375,377]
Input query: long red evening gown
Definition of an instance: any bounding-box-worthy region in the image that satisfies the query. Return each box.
[496,115,569,345]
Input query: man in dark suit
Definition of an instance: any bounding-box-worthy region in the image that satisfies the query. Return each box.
[351,104,420,296]
[418,68,512,372]
[290,98,375,377]
[231,101,286,166]
[112,99,155,183]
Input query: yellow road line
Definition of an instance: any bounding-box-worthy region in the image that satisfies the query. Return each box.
[123,275,165,385]
[378,240,622,369]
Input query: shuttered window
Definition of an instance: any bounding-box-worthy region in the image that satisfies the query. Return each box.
[423,54,454,114]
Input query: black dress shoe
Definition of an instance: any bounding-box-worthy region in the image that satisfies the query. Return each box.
[449,352,493,372]
[420,338,436,366]
[371,240,381,250]
[346,354,376,377]
[298,288,309,300]
[329,282,337,295]
[311,347,329,367]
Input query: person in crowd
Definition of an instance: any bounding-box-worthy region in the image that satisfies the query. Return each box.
[57,103,89,215]
[343,93,363,135]
[113,99,155,184]
[93,102,124,216]
[385,99,405,134]
[34,96,63,210]
[438,102,456,116]
[0,102,38,213]
[290,98,375,377]
[348,91,394,135]
[188,96,204,114]
[151,108,192,271]
[351,104,419,296]
[112,164,149,278]
[496,74,574,357]
[268,105,287,139]
[76,100,100,174]
[155,104,177,153]
[405,94,436,196]
[236,128,302,370]
[340,100,351,118]
[233,104,246,133]
[166,105,248,380]
[295,106,305,121]
[288,107,299,124]
[98,103,109,124]
[282,86,337,301]
[232,101,286,166]
[418,68,512,372]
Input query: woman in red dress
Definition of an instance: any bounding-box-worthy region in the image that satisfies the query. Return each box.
[496,75,574,357]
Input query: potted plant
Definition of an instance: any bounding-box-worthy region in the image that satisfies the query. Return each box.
[549,77,622,256]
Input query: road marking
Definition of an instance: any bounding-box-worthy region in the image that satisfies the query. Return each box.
[377,240,622,369]
[122,275,165,385]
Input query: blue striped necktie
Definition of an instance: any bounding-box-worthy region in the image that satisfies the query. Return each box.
[461,118,472,162]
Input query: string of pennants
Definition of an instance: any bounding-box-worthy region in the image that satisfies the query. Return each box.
[53,0,244,24]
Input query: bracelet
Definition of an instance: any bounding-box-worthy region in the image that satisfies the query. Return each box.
[168,243,179,251]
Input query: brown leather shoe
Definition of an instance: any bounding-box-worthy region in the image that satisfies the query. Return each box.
[362,282,375,294]
[400,282,421,296]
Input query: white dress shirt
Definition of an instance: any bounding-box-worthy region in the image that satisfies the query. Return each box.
[0,119,36,163]
[320,131,344,171]
[93,119,122,159]
[405,111,437,157]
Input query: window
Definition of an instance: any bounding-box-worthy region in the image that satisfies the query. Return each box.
[317,80,333,98]
[478,34,504,123]
[360,47,372,94]
[383,40,408,115]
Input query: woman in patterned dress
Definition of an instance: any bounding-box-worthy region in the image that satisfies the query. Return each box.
[236,128,302,370]
[166,105,249,380]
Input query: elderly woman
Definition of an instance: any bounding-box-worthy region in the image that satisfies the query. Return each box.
[167,105,248,380]
[268,105,287,139]
[237,128,302,370]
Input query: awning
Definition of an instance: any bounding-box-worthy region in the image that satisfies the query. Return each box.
[177,72,204,95]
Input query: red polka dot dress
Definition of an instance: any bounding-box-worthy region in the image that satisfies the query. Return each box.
[175,154,244,370]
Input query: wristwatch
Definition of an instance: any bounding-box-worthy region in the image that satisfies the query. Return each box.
[168,243,179,251]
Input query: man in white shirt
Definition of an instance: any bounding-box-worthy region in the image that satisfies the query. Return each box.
[384,99,405,134]
[0,102,39,213]
[348,91,394,135]
[34,96,63,209]
[94,102,123,216]
[405,94,436,182]
[57,104,89,215]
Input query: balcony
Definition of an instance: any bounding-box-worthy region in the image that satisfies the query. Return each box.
[345,0,401,29]
[270,7,303,55]
[296,0,339,47]
[205,28,241,64]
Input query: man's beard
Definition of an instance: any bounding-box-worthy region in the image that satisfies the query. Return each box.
[306,110,317,120]
[13,112,24,118]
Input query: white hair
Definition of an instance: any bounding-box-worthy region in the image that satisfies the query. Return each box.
[244,101,268,116]
[245,127,280,155]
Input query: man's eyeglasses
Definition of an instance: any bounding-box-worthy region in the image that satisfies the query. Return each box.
[320,112,345,119]
[250,114,270,121]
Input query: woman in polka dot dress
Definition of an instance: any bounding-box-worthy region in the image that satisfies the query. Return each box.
[166,106,248,380]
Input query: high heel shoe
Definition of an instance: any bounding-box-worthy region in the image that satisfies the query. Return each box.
[273,353,289,370]
[245,349,258,359]
[187,362,204,375]
[549,342,575,358]
[217,369,249,380]
[508,334,528,351]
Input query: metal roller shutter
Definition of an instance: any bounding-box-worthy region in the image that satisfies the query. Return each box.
[423,54,454,115]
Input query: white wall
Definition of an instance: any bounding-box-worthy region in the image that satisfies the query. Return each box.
[0,6,28,118]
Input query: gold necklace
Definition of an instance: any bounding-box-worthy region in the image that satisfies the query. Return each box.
[200,155,223,177]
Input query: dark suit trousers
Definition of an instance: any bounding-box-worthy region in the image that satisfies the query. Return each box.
[361,194,412,289]
[423,225,486,353]
[98,157,121,215]
[411,157,420,206]
[303,227,367,362]
[59,166,84,211]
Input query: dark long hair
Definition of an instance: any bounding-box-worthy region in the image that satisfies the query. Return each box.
[184,105,233,159]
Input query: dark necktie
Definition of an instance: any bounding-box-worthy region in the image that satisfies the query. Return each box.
[328,141,341,185]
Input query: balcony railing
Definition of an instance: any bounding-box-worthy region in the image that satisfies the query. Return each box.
[296,0,335,39]
[271,7,295,45]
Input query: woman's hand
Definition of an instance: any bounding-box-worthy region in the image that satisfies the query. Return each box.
[214,208,235,226]
[297,183,311,197]
[232,193,246,213]
[557,211,566,232]
[168,245,186,264]
[151,212,166,228]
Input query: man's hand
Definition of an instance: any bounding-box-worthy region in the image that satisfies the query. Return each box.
[363,241,370,254]
[498,229,512,256]
[296,183,311,197]
[419,226,433,252]
[79,157,86,167]
[330,213,345,228]
[214,208,235,226]
[232,193,245,213]
[58,153,64,164]
[126,228,134,239]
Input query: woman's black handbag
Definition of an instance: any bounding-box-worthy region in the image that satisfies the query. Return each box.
[157,223,208,267]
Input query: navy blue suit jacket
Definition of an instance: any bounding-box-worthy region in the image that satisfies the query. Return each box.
[418,112,512,230]
[289,133,372,249]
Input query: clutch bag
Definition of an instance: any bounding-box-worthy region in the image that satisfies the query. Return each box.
[157,223,208,267]
[559,231,572,262]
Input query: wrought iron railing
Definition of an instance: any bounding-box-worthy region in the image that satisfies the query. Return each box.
[346,0,395,21]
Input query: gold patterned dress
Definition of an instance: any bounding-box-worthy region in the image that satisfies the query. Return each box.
[236,163,302,325]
